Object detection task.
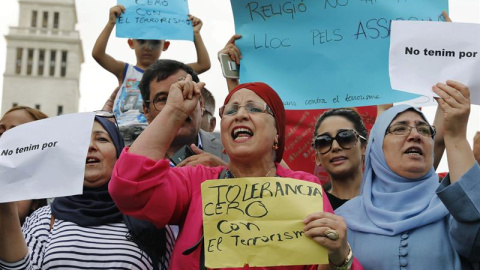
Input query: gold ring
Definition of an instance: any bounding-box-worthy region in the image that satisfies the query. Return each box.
[325,228,339,240]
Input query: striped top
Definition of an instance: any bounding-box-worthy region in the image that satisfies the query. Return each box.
[0,206,173,270]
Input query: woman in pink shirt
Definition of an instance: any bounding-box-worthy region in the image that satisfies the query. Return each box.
[109,77,362,270]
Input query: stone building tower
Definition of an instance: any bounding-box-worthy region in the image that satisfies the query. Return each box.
[1,0,83,116]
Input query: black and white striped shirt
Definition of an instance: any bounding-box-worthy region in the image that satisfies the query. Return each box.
[0,206,173,270]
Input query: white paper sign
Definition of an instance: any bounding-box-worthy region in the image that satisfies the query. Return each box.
[0,112,95,203]
[389,21,480,104]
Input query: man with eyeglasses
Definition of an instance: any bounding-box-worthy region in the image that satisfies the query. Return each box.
[138,59,228,165]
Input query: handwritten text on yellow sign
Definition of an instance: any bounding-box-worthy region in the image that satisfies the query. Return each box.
[201,177,327,268]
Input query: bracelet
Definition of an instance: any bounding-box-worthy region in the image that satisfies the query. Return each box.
[329,243,353,270]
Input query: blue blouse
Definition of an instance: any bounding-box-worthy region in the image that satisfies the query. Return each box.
[339,164,480,270]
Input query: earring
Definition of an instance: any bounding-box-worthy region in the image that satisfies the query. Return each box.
[273,142,279,150]
[222,148,227,154]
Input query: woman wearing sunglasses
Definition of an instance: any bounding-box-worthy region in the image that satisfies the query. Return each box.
[109,77,363,269]
[312,109,368,210]
[336,81,480,269]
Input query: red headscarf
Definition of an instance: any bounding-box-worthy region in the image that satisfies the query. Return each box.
[223,82,285,163]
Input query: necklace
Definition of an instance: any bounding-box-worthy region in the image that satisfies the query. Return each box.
[226,166,276,179]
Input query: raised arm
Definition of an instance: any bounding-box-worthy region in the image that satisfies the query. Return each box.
[432,80,475,183]
[218,35,242,91]
[434,81,480,262]
[92,5,127,84]
[129,74,205,160]
[0,203,28,263]
[186,15,211,75]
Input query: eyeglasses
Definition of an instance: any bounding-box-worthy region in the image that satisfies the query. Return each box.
[94,110,118,127]
[312,129,366,154]
[386,124,436,138]
[145,95,167,111]
[219,101,274,118]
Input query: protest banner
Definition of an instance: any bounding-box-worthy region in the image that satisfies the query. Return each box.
[201,177,327,268]
[389,21,480,105]
[230,0,448,109]
[0,112,95,203]
[116,0,192,41]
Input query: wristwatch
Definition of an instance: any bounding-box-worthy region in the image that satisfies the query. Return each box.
[329,243,354,270]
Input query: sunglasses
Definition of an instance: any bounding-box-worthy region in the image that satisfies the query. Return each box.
[312,129,366,154]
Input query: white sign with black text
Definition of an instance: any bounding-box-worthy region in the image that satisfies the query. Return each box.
[0,113,95,203]
[390,21,480,104]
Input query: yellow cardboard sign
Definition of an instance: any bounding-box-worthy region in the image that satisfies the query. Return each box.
[201,177,328,268]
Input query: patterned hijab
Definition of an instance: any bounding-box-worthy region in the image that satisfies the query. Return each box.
[224,82,286,163]
[336,105,448,235]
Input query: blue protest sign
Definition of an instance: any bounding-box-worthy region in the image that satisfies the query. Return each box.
[116,0,192,41]
[231,0,448,109]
